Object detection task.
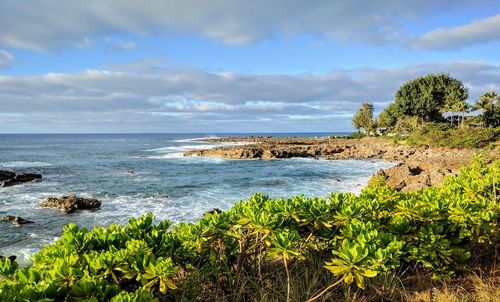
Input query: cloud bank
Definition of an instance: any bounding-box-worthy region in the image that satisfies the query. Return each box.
[1,61,498,133]
[413,13,500,50]
[0,0,494,51]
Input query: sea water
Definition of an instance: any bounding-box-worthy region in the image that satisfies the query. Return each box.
[0,133,393,264]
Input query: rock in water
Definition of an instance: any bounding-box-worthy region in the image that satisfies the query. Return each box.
[1,172,42,187]
[39,194,101,213]
[1,215,35,225]
[0,170,16,181]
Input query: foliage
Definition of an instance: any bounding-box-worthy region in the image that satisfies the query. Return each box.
[408,123,500,148]
[393,73,468,123]
[346,132,365,139]
[377,104,398,128]
[1,160,499,301]
[352,103,375,133]
[371,75,498,139]
[448,99,469,127]
[393,116,420,135]
[475,91,500,127]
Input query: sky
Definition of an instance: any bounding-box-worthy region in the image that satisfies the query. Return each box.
[0,0,499,133]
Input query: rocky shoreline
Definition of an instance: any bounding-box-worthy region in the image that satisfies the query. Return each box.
[185,137,497,191]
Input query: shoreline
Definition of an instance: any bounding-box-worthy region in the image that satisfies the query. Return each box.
[184,136,497,191]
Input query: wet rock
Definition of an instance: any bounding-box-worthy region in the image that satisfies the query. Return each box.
[1,215,35,225]
[39,194,101,213]
[1,172,42,187]
[0,170,15,181]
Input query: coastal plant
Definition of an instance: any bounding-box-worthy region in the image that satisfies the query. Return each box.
[0,159,498,301]
[266,229,304,302]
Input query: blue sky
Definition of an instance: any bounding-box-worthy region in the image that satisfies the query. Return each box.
[0,0,499,133]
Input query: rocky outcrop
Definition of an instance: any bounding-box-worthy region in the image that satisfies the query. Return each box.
[372,163,458,192]
[0,171,42,187]
[39,194,101,213]
[185,137,474,164]
[185,137,476,165]
[1,215,35,225]
[184,137,491,191]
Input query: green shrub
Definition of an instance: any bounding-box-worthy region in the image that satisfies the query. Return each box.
[0,160,498,301]
[447,127,500,148]
[408,123,499,148]
[347,132,365,139]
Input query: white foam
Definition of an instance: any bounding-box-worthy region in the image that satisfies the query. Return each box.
[172,136,220,142]
[143,144,215,153]
[0,161,52,168]
[143,141,252,158]
[146,152,185,159]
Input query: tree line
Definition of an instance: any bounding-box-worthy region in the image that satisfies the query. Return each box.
[352,73,500,134]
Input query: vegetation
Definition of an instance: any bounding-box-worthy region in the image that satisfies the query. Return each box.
[392,74,468,123]
[352,102,375,133]
[345,132,365,139]
[407,123,500,149]
[474,91,500,128]
[352,73,500,148]
[1,159,498,301]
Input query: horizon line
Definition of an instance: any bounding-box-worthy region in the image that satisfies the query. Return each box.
[0,131,354,135]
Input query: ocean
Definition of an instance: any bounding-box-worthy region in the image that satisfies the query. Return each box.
[0,133,393,264]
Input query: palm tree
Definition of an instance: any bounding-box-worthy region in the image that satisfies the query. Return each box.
[444,90,468,127]
[474,92,497,126]
[453,100,468,127]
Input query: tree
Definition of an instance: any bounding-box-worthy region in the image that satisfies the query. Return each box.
[444,85,469,127]
[377,103,399,128]
[393,73,468,123]
[394,116,419,134]
[474,91,499,127]
[452,99,468,127]
[352,103,374,133]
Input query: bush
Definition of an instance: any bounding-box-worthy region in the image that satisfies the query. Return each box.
[1,160,499,301]
[347,132,365,139]
[408,123,499,148]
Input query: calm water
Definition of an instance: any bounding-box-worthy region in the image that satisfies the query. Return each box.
[0,133,393,264]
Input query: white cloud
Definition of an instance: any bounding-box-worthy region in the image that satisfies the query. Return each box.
[0,0,493,51]
[0,49,14,68]
[413,13,500,50]
[0,61,498,132]
[102,38,137,53]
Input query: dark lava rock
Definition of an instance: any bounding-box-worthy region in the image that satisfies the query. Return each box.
[0,170,16,181]
[0,255,17,262]
[1,172,42,187]
[206,208,222,215]
[39,194,101,213]
[1,215,35,225]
